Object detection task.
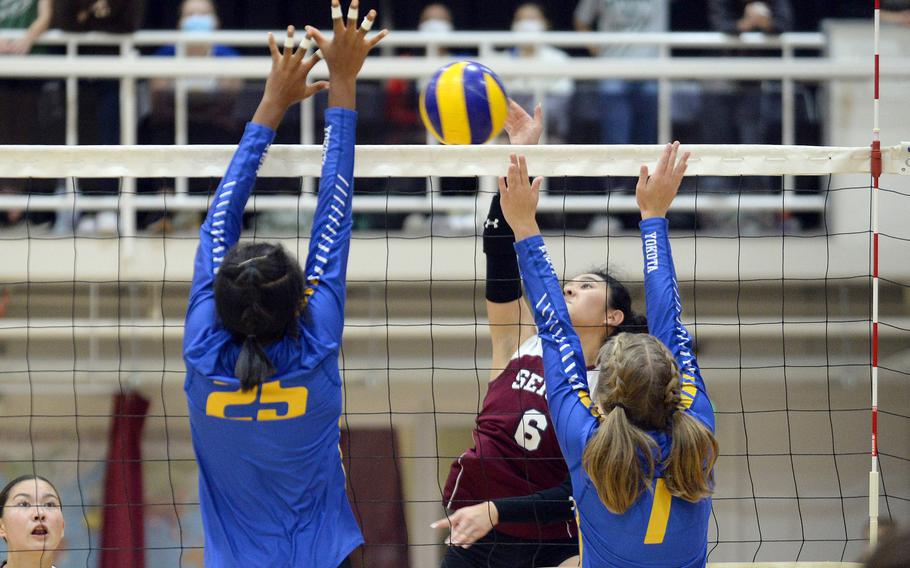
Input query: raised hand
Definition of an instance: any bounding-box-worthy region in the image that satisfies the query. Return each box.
[498,153,543,241]
[431,501,500,549]
[253,26,329,129]
[305,0,389,109]
[504,99,543,146]
[635,141,690,220]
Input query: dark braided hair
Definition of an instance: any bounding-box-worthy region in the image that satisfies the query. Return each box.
[590,268,648,336]
[214,242,305,391]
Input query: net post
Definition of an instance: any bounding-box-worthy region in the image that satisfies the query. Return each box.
[868,0,882,552]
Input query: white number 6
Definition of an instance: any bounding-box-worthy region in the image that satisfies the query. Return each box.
[513,409,549,451]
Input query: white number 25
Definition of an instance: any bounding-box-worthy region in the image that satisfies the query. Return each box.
[513,409,549,451]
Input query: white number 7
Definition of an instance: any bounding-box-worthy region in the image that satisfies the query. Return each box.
[514,409,549,451]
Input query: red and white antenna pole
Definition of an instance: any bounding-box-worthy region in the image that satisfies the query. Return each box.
[869,0,883,550]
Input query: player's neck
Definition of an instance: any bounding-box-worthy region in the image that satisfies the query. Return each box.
[577,330,603,369]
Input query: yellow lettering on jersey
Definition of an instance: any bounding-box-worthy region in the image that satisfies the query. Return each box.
[679,374,698,410]
[257,380,308,421]
[205,381,309,421]
[206,386,257,421]
[644,478,672,544]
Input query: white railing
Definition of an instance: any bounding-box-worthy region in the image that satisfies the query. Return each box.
[2,29,907,237]
[0,29,835,149]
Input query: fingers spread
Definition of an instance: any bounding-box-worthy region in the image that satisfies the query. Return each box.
[293,36,310,61]
[283,26,295,60]
[347,1,360,29]
[636,165,649,188]
[667,140,679,174]
[518,154,530,180]
[307,81,330,96]
[306,26,328,50]
[367,28,390,49]
[531,176,543,193]
[673,150,691,178]
[331,1,344,34]
[359,9,376,35]
[655,143,671,175]
[267,32,280,65]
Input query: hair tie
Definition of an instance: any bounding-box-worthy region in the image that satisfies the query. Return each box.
[611,402,628,412]
[238,255,268,267]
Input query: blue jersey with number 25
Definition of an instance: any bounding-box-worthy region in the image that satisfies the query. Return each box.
[514,217,715,568]
[183,110,362,568]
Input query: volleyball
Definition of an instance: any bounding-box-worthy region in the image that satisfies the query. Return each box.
[419,61,509,145]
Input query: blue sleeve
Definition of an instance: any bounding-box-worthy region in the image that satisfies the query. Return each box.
[184,122,275,352]
[514,235,599,469]
[214,45,240,57]
[640,217,715,432]
[299,108,358,355]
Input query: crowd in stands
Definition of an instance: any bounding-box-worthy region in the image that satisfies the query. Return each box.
[1,0,909,232]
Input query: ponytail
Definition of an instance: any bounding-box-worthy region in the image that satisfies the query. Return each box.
[583,406,658,514]
[615,311,648,335]
[665,410,718,502]
[235,334,277,391]
[214,242,305,392]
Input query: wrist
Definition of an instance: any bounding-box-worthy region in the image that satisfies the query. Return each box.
[487,501,499,526]
[329,78,357,110]
[251,98,287,130]
[512,222,540,242]
[639,210,667,220]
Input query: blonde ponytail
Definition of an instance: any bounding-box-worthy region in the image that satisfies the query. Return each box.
[583,405,657,514]
[587,332,718,513]
[664,410,718,502]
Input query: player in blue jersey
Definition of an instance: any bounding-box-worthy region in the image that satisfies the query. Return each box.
[181,2,388,566]
[498,143,719,568]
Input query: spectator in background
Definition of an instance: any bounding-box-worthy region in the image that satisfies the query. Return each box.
[0,0,52,54]
[419,3,454,57]
[56,0,146,233]
[0,0,53,228]
[505,3,573,142]
[704,0,793,147]
[139,0,243,233]
[700,0,793,234]
[149,0,242,103]
[574,0,668,145]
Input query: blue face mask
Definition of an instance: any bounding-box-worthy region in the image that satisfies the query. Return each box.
[181,14,217,32]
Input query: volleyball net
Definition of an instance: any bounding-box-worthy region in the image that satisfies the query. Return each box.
[0,143,908,566]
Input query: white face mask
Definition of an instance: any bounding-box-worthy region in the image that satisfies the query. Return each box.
[181,13,217,32]
[511,19,546,33]
[419,19,453,33]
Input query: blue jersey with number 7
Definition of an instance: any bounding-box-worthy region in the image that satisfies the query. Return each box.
[182,110,362,568]
[514,217,714,568]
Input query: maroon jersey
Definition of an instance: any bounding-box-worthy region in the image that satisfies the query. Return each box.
[443,336,595,541]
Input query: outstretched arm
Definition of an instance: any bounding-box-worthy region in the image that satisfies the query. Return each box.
[185,26,327,347]
[500,154,599,467]
[636,142,713,431]
[298,1,388,349]
[485,101,544,378]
